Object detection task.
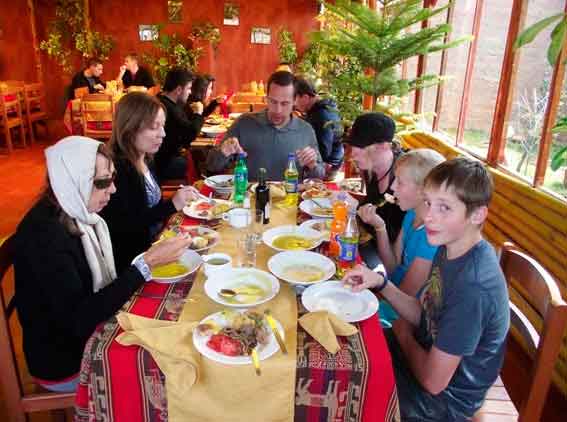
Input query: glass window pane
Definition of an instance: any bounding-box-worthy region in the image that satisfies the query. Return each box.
[403,57,418,113]
[461,0,514,158]
[436,1,476,143]
[502,2,562,181]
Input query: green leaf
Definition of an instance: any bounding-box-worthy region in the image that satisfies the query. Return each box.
[514,13,564,49]
[548,19,567,65]
[552,116,567,132]
[551,145,567,170]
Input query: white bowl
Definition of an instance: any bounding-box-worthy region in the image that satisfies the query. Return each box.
[299,199,334,218]
[262,225,324,252]
[132,249,202,284]
[201,126,227,138]
[267,251,335,286]
[204,175,234,193]
[204,267,280,308]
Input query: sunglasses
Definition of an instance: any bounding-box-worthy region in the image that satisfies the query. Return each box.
[93,171,116,190]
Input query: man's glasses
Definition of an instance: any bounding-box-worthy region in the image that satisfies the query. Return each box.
[93,171,116,190]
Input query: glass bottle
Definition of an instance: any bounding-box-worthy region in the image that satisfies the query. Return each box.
[233,153,248,206]
[283,153,299,206]
[255,168,270,224]
[337,208,359,277]
[328,193,348,257]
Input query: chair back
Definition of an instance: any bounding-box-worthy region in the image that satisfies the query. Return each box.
[81,95,114,140]
[500,242,567,422]
[0,235,75,421]
[73,87,89,99]
[24,83,47,117]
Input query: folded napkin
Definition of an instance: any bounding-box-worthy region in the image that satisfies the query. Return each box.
[298,311,358,354]
[116,312,200,392]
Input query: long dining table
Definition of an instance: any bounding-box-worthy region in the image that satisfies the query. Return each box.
[74,194,400,422]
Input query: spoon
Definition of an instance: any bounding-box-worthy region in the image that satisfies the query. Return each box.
[218,288,257,298]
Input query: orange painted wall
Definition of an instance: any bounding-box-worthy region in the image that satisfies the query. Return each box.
[0,0,318,119]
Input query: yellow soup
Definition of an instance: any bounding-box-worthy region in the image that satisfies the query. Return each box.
[151,262,189,278]
[282,265,325,282]
[272,235,315,250]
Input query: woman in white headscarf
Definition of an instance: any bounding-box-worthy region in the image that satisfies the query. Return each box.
[13,136,191,393]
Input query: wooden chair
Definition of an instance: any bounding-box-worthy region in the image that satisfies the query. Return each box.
[73,87,89,99]
[473,242,567,422]
[148,86,161,96]
[81,94,114,140]
[23,83,48,144]
[0,88,27,153]
[0,235,75,421]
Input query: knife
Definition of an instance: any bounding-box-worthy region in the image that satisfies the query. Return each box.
[251,348,261,376]
[264,311,288,355]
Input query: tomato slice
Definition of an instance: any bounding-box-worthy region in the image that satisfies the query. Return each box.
[196,202,213,211]
[206,334,243,356]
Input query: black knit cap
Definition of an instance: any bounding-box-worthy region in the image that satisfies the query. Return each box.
[346,112,396,148]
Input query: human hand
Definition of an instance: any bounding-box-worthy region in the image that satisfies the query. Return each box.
[172,185,200,210]
[220,137,244,157]
[94,84,104,91]
[357,203,386,231]
[190,101,204,115]
[331,191,359,209]
[342,264,385,293]
[296,146,318,170]
[143,234,193,268]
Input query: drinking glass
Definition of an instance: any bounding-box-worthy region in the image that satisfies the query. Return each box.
[250,209,264,243]
[236,233,257,268]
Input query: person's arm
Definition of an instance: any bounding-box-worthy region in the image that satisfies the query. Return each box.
[377,225,402,274]
[206,122,241,173]
[392,319,462,395]
[142,69,155,88]
[399,258,434,296]
[116,65,127,83]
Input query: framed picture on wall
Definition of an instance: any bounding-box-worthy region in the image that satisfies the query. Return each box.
[224,3,240,26]
[139,25,159,42]
[251,27,271,45]
[168,1,183,23]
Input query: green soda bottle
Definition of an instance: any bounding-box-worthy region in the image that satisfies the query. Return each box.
[233,153,248,205]
[284,153,299,206]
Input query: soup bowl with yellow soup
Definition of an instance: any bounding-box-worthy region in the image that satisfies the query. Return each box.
[131,249,203,283]
[268,251,336,286]
[262,225,324,252]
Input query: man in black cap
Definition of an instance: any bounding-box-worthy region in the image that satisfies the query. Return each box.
[343,112,406,246]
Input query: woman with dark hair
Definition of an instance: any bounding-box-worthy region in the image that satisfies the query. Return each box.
[14,136,191,392]
[186,74,220,118]
[100,92,199,271]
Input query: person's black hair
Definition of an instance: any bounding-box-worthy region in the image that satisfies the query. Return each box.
[191,74,215,102]
[162,67,194,92]
[267,71,296,95]
[294,77,317,97]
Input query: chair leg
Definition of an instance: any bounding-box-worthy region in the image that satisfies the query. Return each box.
[28,120,35,145]
[3,126,13,153]
[51,408,68,422]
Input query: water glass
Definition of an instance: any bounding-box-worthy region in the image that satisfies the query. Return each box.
[236,233,257,268]
[250,209,264,243]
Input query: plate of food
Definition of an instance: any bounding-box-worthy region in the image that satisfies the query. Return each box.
[201,126,228,138]
[301,186,332,200]
[178,226,220,252]
[301,280,379,323]
[193,309,283,364]
[132,249,202,284]
[204,175,234,193]
[299,199,334,218]
[267,251,335,286]
[204,267,280,307]
[299,219,332,241]
[182,199,232,220]
[262,225,324,252]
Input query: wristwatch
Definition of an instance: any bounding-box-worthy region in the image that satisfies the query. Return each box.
[372,270,388,294]
[133,254,152,282]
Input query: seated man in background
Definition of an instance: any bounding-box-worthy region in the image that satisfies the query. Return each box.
[117,53,155,89]
[206,71,325,181]
[70,58,105,98]
[294,77,344,179]
[155,68,204,180]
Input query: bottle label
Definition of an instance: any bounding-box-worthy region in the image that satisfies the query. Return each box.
[285,179,298,194]
[338,240,357,262]
[264,202,270,220]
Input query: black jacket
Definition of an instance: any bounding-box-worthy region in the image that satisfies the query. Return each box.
[305,99,344,167]
[154,94,204,179]
[14,199,145,381]
[70,70,105,98]
[122,66,155,89]
[99,156,176,272]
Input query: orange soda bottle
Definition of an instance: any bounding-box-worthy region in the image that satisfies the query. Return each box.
[328,193,348,257]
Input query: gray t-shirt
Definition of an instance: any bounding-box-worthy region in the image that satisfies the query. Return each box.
[415,240,510,418]
[206,111,325,181]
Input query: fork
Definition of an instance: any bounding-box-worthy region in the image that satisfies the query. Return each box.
[169,213,184,227]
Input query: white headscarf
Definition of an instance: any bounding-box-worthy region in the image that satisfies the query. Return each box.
[45,136,117,292]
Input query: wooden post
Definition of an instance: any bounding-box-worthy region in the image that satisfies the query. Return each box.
[432,3,455,132]
[455,0,484,145]
[362,0,377,110]
[27,0,43,83]
[414,0,431,115]
[487,0,527,166]
[84,0,91,56]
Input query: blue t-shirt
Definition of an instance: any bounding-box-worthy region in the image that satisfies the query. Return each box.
[380,210,438,324]
[415,240,510,418]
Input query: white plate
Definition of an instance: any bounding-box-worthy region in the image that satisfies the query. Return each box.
[299,199,334,219]
[262,225,324,252]
[268,251,335,286]
[193,310,283,365]
[201,126,227,138]
[178,225,220,252]
[299,219,332,241]
[302,280,379,322]
[182,199,232,221]
[204,175,234,193]
[229,112,243,119]
[132,249,202,284]
[204,268,280,308]
[301,189,332,201]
